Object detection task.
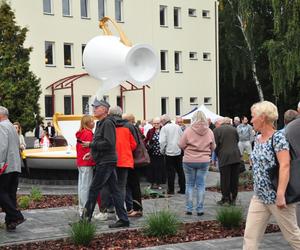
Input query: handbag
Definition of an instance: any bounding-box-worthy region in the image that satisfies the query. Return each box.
[133,127,150,167]
[269,133,300,204]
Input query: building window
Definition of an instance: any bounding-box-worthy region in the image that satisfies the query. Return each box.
[160,50,168,71]
[82,96,90,114]
[98,0,106,20]
[103,95,109,102]
[81,0,89,18]
[202,10,210,18]
[115,0,123,22]
[64,96,72,115]
[116,96,125,111]
[174,51,182,72]
[160,5,167,26]
[45,96,53,118]
[81,44,86,66]
[190,97,198,106]
[204,97,212,105]
[203,52,211,61]
[161,97,169,115]
[45,41,55,66]
[188,8,197,17]
[64,43,73,66]
[43,0,53,14]
[62,0,71,16]
[174,7,181,28]
[189,52,198,60]
[175,97,182,116]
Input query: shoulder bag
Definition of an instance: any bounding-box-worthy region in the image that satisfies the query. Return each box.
[133,126,150,167]
[269,133,300,204]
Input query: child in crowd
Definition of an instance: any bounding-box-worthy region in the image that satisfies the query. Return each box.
[75,115,97,216]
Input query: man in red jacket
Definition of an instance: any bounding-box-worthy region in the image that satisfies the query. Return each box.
[104,106,137,210]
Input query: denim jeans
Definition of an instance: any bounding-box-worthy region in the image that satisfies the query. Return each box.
[183,162,209,213]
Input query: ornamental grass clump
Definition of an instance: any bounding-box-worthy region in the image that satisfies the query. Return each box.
[216,206,243,229]
[70,219,96,246]
[143,210,181,237]
[18,195,30,209]
[30,186,43,202]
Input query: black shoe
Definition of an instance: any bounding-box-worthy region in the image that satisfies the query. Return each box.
[167,191,174,195]
[186,211,192,215]
[177,190,185,194]
[6,218,26,232]
[108,220,129,228]
[217,199,230,206]
[197,212,204,216]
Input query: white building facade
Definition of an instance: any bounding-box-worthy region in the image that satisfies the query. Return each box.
[10,0,219,121]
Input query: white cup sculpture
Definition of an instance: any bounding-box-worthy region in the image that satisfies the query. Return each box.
[83,17,158,93]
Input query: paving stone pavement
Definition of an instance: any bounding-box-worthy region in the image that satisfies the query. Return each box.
[0,171,292,249]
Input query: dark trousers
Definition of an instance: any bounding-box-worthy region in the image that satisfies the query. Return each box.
[148,155,164,185]
[84,164,128,222]
[100,167,129,211]
[0,172,24,224]
[127,168,143,211]
[219,163,240,201]
[165,155,185,193]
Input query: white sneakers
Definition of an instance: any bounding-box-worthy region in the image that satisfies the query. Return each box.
[94,212,108,221]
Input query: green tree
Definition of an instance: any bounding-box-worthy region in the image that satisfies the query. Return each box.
[0,1,41,133]
[265,1,300,100]
[219,0,273,117]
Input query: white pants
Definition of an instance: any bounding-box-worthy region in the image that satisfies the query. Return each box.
[243,196,300,250]
[78,167,93,214]
[238,141,252,155]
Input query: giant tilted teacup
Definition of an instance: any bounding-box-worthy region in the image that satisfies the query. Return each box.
[83,17,158,91]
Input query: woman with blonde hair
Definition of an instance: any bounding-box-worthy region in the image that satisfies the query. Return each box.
[179,111,215,215]
[243,101,300,249]
[75,115,96,216]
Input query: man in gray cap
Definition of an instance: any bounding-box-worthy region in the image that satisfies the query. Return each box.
[81,98,129,228]
[0,106,25,231]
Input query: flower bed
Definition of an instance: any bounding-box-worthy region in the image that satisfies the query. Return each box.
[0,221,280,250]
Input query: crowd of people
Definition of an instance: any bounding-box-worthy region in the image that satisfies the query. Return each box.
[1,99,300,249]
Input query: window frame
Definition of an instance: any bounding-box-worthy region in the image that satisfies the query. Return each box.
[43,0,53,15]
[82,96,91,114]
[160,50,168,72]
[98,0,106,20]
[173,7,181,28]
[44,95,53,118]
[189,52,198,60]
[159,5,168,27]
[80,0,90,19]
[45,41,55,66]
[63,43,74,67]
[203,52,212,61]
[64,95,72,115]
[202,10,210,18]
[62,0,72,17]
[161,97,169,115]
[175,97,183,116]
[174,51,182,72]
[81,44,86,67]
[115,0,124,22]
[190,97,198,107]
[188,8,197,17]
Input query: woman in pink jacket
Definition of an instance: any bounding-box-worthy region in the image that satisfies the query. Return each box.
[178,111,215,216]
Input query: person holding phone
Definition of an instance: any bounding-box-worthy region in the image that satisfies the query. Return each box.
[75,115,95,216]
